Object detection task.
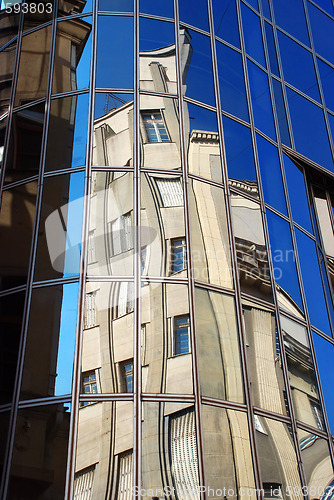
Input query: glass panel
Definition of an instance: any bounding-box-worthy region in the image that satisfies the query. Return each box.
[8,403,70,499]
[0,182,38,290]
[278,32,320,102]
[261,0,271,19]
[231,194,273,302]
[45,94,89,172]
[189,180,233,287]
[141,283,193,394]
[142,403,199,497]
[247,60,276,141]
[34,172,85,281]
[98,0,133,12]
[298,428,334,497]
[0,411,10,477]
[266,210,304,315]
[313,186,334,258]
[282,155,312,232]
[75,401,133,498]
[243,299,287,414]
[88,171,133,276]
[141,172,186,278]
[280,314,325,430]
[264,22,279,77]
[52,17,92,94]
[216,41,249,122]
[139,19,176,92]
[0,115,7,174]
[20,283,79,400]
[4,103,45,184]
[256,134,287,215]
[180,28,216,107]
[241,3,266,67]
[0,291,25,404]
[212,0,240,48]
[93,92,133,167]
[202,406,256,496]
[254,416,303,499]
[308,2,334,65]
[0,13,19,44]
[179,0,209,32]
[312,332,334,434]
[312,0,334,16]
[223,116,258,195]
[272,78,291,147]
[186,102,222,182]
[23,1,53,30]
[80,282,134,394]
[286,88,334,171]
[272,0,309,46]
[15,25,52,106]
[96,16,133,89]
[196,288,244,402]
[139,0,173,18]
[0,41,17,116]
[58,0,90,16]
[245,0,259,10]
[295,229,331,335]
[318,58,334,113]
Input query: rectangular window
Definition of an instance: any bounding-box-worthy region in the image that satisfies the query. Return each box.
[171,238,186,274]
[85,291,97,329]
[174,315,190,355]
[117,282,134,317]
[82,370,98,395]
[120,360,133,393]
[142,111,169,143]
[109,212,133,256]
[156,178,184,207]
[117,450,133,500]
[74,465,95,500]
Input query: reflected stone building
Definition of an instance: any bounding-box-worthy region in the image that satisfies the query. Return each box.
[1,1,334,500]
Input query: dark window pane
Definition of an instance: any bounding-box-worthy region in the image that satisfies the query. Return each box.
[96,16,133,89]
[245,0,259,10]
[329,113,334,154]
[261,0,272,19]
[20,283,79,400]
[264,22,279,76]
[179,0,209,32]
[0,292,25,404]
[318,58,334,112]
[181,29,215,107]
[278,32,320,102]
[256,134,287,215]
[212,0,240,48]
[23,0,53,30]
[0,182,38,291]
[34,172,85,281]
[52,17,92,94]
[5,103,45,184]
[312,332,334,433]
[8,403,70,499]
[223,116,258,189]
[139,0,173,18]
[266,210,304,313]
[286,88,334,171]
[216,42,249,122]
[45,94,89,172]
[282,155,312,233]
[98,0,133,11]
[295,229,331,335]
[15,25,52,106]
[241,3,266,67]
[272,0,309,46]
[308,2,334,65]
[311,0,334,16]
[272,78,291,146]
[247,60,276,140]
[0,41,17,116]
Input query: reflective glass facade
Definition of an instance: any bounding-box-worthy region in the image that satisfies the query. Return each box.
[1,0,334,499]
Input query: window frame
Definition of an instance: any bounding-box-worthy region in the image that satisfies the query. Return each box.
[173,314,191,356]
[141,109,170,143]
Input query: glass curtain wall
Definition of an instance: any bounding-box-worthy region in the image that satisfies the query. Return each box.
[0,0,334,499]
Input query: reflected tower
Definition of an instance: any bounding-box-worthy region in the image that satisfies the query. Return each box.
[1,1,334,500]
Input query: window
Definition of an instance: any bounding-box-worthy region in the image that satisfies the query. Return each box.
[88,230,96,264]
[171,238,186,274]
[82,370,98,395]
[117,282,134,317]
[74,465,95,500]
[120,360,133,393]
[109,212,133,256]
[174,315,190,355]
[117,450,133,500]
[142,111,169,143]
[141,246,149,276]
[85,291,97,328]
[263,484,283,500]
[156,178,183,207]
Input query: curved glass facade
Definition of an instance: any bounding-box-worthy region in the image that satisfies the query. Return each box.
[1,0,334,498]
